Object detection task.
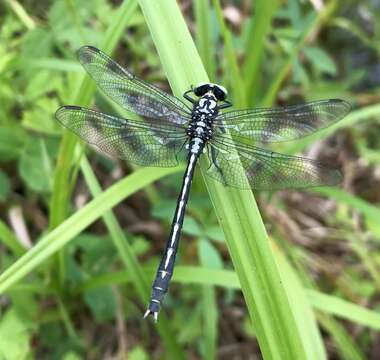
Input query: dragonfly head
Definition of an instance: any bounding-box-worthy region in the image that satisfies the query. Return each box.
[193,83,228,101]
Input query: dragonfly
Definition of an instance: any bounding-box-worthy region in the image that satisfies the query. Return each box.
[56,46,351,322]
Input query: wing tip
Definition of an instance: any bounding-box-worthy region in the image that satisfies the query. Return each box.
[55,105,83,124]
[330,98,352,115]
[77,45,102,64]
[77,45,99,54]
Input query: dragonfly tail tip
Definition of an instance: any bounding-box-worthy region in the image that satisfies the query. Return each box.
[143,309,159,323]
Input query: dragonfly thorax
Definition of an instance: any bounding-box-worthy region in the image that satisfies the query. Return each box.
[187,94,218,154]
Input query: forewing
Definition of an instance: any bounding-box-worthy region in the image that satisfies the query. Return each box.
[56,106,187,167]
[207,136,341,190]
[77,46,190,125]
[214,99,351,142]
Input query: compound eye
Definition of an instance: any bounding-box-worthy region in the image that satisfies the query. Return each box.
[193,84,210,97]
[213,87,226,101]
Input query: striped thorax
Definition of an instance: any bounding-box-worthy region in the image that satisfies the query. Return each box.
[187,92,219,155]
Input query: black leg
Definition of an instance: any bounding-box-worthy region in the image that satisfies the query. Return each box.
[210,146,228,186]
[218,100,233,109]
[183,89,195,104]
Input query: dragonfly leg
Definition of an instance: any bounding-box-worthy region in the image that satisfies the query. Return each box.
[218,100,233,109]
[210,146,228,186]
[183,89,196,104]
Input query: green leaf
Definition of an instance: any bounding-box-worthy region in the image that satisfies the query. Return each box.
[84,286,116,322]
[22,97,62,135]
[303,46,337,75]
[204,226,225,243]
[24,70,62,100]
[0,309,34,360]
[0,126,26,162]
[198,239,223,269]
[182,217,203,237]
[62,352,82,360]
[19,137,57,193]
[128,347,149,360]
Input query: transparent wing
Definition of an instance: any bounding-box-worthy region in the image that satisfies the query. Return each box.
[77,46,190,125]
[56,106,187,167]
[206,136,341,190]
[214,99,351,142]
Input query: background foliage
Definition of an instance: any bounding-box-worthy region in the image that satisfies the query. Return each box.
[1,0,380,359]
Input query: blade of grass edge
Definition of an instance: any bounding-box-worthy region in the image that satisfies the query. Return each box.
[138,1,310,358]
[243,0,280,104]
[80,266,380,331]
[317,313,366,360]
[275,250,326,359]
[211,0,246,107]
[194,0,215,79]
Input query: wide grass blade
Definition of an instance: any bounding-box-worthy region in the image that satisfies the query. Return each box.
[137,1,317,358]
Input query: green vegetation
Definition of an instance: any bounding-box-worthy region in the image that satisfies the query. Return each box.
[1,0,380,358]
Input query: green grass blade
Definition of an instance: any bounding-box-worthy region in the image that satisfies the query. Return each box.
[136,1,318,358]
[201,286,217,360]
[318,314,366,360]
[81,265,380,331]
[194,0,215,79]
[212,0,246,107]
[308,290,380,330]
[243,0,280,104]
[275,252,326,360]
[310,187,380,223]
[198,238,218,360]
[0,220,26,256]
